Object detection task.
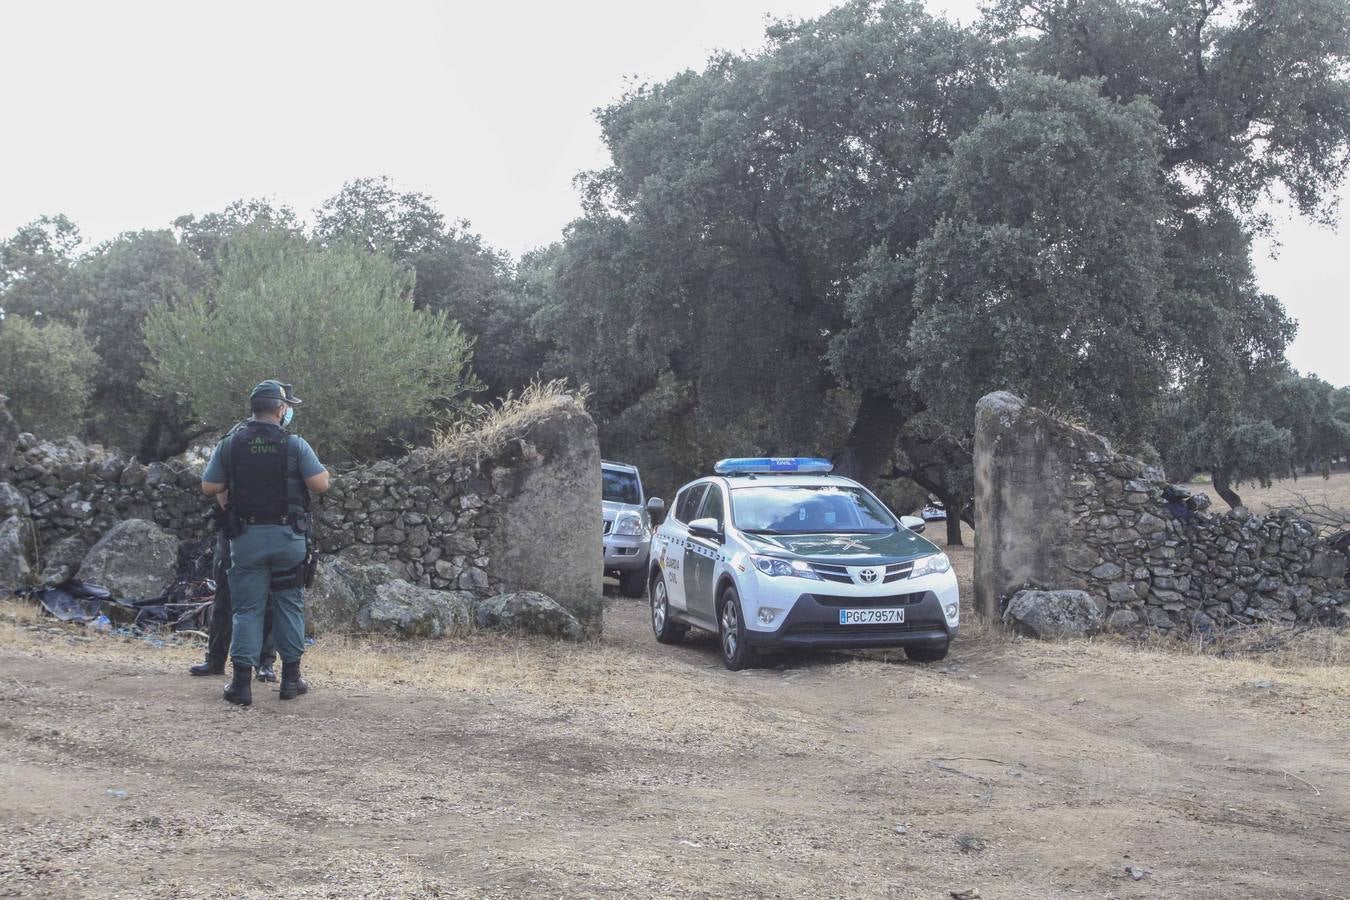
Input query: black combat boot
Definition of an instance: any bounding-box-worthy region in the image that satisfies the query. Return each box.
[189,658,224,676]
[223,663,253,706]
[279,660,309,700]
[256,662,277,683]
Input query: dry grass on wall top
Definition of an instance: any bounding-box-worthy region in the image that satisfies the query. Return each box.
[433,379,592,464]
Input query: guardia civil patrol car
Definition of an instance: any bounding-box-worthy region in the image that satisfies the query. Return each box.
[649,458,959,669]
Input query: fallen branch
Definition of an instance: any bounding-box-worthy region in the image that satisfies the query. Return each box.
[1282,770,1321,796]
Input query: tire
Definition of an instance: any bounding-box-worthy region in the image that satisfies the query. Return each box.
[904,641,949,663]
[619,565,647,598]
[650,576,687,644]
[717,586,758,671]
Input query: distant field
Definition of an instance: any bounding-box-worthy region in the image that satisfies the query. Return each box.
[1183,469,1350,520]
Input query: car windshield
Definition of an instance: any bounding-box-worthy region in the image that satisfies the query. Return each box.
[602,468,642,505]
[732,485,897,534]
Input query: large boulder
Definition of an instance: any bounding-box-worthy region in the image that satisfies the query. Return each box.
[354,580,475,638]
[38,535,89,586]
[0,515,36,589]
[0,482,29,519]
[1004,589,1104,640]
[475,591,584,641]
[482,396,604,630]
[305,557,400,635]
[76,519,179,601]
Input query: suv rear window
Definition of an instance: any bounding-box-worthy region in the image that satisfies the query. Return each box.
[603,468,641,505]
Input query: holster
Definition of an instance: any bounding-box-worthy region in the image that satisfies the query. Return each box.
[224,508,247,539]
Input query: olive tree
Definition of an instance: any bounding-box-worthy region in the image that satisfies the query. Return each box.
[143,228,478,459]
[0,314,98,436]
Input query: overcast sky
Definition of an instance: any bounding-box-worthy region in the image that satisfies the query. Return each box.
[2,0,1346,386]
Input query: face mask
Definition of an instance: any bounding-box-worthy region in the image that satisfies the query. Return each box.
[281,406,294,428]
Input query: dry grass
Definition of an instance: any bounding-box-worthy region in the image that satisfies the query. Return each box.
[1183,468,1350,524]
[433,378,590,464]
[0,597,833,754]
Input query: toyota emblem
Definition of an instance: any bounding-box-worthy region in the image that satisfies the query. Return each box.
[858,568,878,584]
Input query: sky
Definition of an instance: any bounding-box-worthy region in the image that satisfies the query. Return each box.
[1,0,1346,386]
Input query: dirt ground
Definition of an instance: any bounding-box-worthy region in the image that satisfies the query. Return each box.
[3,535,1349,898]
[1182,469,1350,522]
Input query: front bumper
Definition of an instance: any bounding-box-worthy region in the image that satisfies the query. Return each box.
[745,590,955,651]
[603,533,650,572]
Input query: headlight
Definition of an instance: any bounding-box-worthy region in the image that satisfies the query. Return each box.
[613,514,643,536]
[752,556,820,580]
[911,552,951,579]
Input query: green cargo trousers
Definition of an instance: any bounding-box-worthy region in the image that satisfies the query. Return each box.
[227,524,307,667]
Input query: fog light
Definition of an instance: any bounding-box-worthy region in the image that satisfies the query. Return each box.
[758,607,782,625]
[945,602,959,621]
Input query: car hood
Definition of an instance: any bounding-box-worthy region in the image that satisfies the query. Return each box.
[741,529,940,566]
[602,499,643,521]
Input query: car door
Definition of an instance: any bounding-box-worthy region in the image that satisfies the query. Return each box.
[661,483,705,614]
[683,481,725,626]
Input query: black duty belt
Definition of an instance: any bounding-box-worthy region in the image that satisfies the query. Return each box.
[243,515,289,525]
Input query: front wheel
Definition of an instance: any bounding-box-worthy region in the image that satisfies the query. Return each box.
[718,586,758,671]
[619,565,647,598]
[904,641,949,663]
[651,577,687,644]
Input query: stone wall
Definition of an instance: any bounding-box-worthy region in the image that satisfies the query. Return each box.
[0,396,604,629]
[974,392,1348,632]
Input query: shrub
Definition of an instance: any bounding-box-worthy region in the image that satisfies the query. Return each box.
[143,228,478,459]
[0,314,98,437]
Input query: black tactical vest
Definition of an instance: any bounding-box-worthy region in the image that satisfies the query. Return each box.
[227,421,291,522]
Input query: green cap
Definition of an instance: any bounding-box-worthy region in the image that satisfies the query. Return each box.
[249,380,303,405]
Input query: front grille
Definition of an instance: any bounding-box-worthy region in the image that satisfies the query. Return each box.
[883,561,915,583]
[808,592,927,607]
[786,621,942,637]
[808,562,853,584]
[602,519,612,535]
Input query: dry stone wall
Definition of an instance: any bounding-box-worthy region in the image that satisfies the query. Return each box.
[0,396,604,629]
[974,392,1349,632]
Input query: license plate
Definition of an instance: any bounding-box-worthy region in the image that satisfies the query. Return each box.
[839,608,905,625]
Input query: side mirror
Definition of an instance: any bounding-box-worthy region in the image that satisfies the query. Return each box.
[688,516,722,541]
[646,496,666,525]
[900,515,926,534]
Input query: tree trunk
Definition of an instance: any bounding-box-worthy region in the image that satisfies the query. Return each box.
[943,500,964,546]
[833,389,907,485]
[137,416,164,462]
[1212,466,1243,509]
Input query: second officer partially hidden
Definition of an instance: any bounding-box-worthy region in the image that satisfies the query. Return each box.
[201,380,330,706]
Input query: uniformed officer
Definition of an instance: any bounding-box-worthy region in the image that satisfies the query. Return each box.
[200,380,330,706]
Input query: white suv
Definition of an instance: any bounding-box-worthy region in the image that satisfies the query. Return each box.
[648,458,959,669]
[602,460,664,597]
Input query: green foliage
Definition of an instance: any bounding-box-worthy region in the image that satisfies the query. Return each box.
[0,215,82,318]
[1158,370,1347,507]
[986,0,1350,226]
[907,73,1169,439]
[67,230,212,456]
[315,177,548,399]
[173,199,303,270]
[0,314,97,436]
[142,228,479,460]
[1268,373,1350,475]
[540,0,1350,508]
[540,0,1002,489]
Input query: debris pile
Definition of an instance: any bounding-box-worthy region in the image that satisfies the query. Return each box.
[12,535,217,636]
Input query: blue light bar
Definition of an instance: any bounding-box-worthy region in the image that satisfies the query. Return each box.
[713,457,835,475]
